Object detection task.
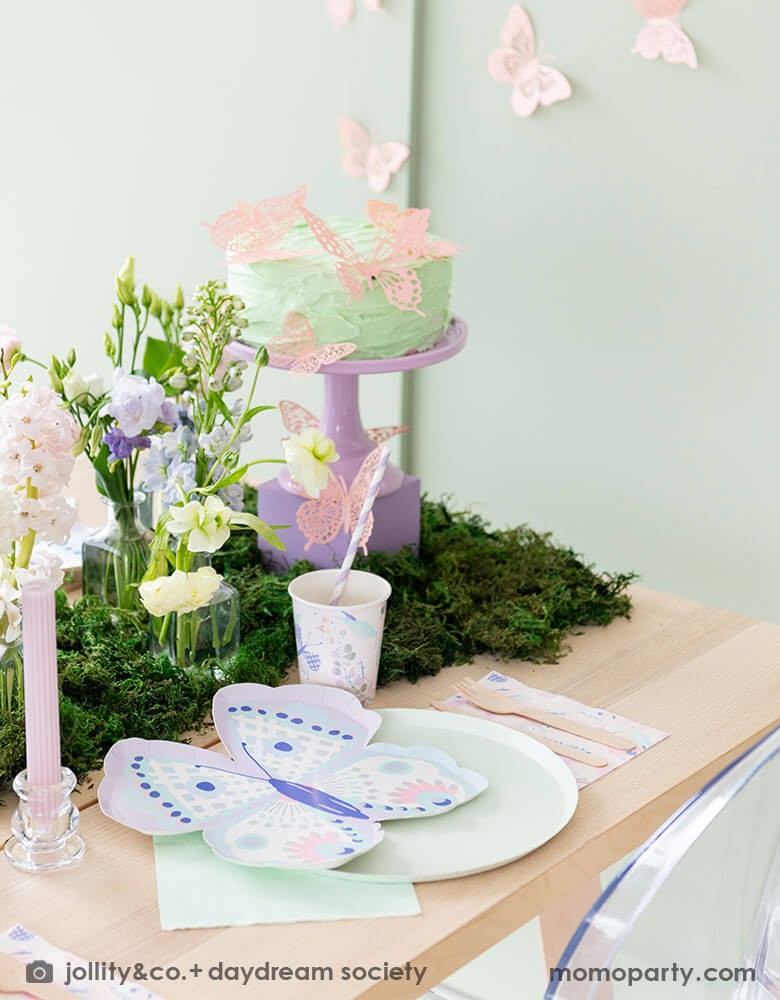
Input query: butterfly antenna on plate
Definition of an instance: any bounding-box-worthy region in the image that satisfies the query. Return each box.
[241,742,273,780]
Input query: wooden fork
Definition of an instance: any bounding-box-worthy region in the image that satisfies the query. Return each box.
[454,678,637,751]
[431,701,609,767]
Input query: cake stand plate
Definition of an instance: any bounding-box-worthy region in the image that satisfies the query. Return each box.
[228,317,468,571]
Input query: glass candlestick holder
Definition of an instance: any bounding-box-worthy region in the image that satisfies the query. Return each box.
[4,767,85,873]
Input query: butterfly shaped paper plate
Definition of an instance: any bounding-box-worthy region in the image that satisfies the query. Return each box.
[98,684,487,871]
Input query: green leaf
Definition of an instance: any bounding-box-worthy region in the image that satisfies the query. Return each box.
[230,512,285,551]
[142,336,183,380]
[240,405,276,424]
[212,393,235,426]
[211,465,249,492]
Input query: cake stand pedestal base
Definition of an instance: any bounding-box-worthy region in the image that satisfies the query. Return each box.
[257,475,421,572]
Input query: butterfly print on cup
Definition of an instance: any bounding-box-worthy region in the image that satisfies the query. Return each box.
[488,5,572,117]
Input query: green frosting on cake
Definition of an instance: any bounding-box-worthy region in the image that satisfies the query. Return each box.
[227,217,453,361]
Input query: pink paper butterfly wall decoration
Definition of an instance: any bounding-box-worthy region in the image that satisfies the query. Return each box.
[296,447,384,553]
[488,6,572,118]
[367,201,462,260]
[326,0,382,30]
[301,205,429,314]
[279,399,409,445]
[204,186,310,264]
[629,0,697,69]
[267,313,356,377]
[338,118,410,194]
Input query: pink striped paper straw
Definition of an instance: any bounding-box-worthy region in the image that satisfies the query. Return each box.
[22,580,62,788]
[329,446,391,606]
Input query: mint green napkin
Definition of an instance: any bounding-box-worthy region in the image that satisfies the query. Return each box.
[153,834,420,930]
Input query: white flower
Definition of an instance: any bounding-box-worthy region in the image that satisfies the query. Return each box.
[0,326,22,365]
[0,558,21,642]
[0,487,21,553]
[139,566,222,617]
[201,426,229,458]
[167,495,232,553]
[13,550,65,591]
[283,429,339,499]
[62,372,88,401]
[63,371,104,402]
[34,496,77,545]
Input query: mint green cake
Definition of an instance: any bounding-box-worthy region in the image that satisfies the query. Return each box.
[227,218,453,361]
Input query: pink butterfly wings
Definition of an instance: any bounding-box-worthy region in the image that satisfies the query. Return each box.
[338,118,410,194]
[296,447,384,552]
[279,399,409,443]
[367,200,462,260]
[488,5,572,118]
[301,205,425,314]
[204,185,309,264]
[326,0,382,29]
[628,0,696,67]
[267,313,356,378]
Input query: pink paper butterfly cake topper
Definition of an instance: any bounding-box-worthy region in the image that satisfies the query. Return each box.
[280,399,409,445]
[488,5,572,118]
[367,200,462,260]
[629,0,697,68]
[326,0,382,30]
[267,312,356,377]
[295,446,384,553]
[301,202,451,314]
[204,185,310,265]
[98,683,487,870]
[338,118,410,193]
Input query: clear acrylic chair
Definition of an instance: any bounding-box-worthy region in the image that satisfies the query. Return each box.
[545,725,780,999]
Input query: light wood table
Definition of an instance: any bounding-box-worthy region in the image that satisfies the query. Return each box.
[1,582,778,999]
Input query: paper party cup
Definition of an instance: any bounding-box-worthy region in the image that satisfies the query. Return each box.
[288,569,391,704]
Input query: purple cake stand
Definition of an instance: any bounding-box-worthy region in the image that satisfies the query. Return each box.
[228,316,468,571]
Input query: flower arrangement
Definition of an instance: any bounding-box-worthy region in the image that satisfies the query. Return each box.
[0,382,79,713]
[139,281,284,671]
[45,257,185,609]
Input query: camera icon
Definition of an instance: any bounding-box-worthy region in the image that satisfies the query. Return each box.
[26,960,54,984]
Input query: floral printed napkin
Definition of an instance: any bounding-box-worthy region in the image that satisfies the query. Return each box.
[443,671,669,789]
[0,925,163,999]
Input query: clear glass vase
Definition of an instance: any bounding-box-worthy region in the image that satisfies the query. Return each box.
[149,556,240,675]
[82,494,152,611]
[0,636,23,717]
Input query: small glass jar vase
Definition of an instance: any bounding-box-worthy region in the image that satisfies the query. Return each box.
[82,494,152,612]
[149,557,240,675]
[0,636,23,717]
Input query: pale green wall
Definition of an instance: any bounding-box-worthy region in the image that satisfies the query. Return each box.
[1,0,776,621]
[408,0,780,623]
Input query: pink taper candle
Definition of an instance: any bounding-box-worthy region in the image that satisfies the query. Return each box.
[21,580,62,787]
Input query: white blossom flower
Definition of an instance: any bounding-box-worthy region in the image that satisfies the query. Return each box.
[13,550,65,591]
[0,559,21,642]
[0,487,21,553]
[167,495,232,553]
[201,426,229,458]
[161,458,197,506]
[0,326,22,365]
[139,566,222,617]
[283,429,339,499]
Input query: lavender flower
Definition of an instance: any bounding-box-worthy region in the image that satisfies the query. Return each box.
[140,446,168,492]
[103,426,151,461]
[219,482,245,512]
[102,370,166,438]
[161,457,197,506]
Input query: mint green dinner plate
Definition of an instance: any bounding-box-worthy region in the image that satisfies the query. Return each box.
[326,707,579,883]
